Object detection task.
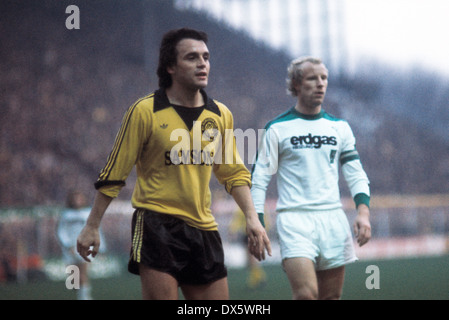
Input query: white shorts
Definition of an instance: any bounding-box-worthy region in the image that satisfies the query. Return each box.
[276,208,357,271]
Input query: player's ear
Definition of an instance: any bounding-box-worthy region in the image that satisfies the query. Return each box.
[166,65,175,75]
[293,81,301,95]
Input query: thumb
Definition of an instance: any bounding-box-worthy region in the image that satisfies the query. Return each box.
[91,241,100,258]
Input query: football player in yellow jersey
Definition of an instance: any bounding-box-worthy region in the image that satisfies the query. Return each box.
[77,28,271,300]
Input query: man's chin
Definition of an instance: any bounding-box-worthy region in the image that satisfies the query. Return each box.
[198,81,208,88]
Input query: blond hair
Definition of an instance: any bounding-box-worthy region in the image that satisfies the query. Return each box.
[286,57,323,97]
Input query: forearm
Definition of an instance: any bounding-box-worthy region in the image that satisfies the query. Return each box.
[230,185,272,260]
[77,191,112,262]
[230,185,258,220]
[357,203,370,216]
[250,185,268,215]
[86,191,113,228]
[342,160,370,202]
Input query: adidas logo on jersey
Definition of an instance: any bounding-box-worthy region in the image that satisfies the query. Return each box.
[290,133,337,149]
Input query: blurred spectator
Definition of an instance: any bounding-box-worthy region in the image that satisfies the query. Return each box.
[57,190,105,299]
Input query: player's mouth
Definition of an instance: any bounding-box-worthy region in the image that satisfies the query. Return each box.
[196,72,208,79]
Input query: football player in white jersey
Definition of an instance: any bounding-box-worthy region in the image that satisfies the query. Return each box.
[57,191,105,299]
[251,57,371,300]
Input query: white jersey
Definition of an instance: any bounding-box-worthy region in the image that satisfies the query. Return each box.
[251,108,370,214]
[57,207,91,249]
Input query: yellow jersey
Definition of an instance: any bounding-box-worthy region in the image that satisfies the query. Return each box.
[95,89,251,231]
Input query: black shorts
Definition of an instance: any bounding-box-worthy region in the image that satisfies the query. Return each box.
[128,209,227,285]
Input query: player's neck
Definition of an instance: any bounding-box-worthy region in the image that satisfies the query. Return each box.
[166,85,204,108]
[294,103,322,115]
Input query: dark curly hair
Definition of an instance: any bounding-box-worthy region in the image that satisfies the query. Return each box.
[157,28,208,89]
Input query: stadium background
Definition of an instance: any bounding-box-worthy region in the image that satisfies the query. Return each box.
[1,0,448,300]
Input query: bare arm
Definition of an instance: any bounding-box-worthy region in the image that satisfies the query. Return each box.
[76,191,113,262]
[230,185,272,261]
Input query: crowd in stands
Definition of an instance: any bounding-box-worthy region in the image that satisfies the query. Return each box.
[1,1,448,207]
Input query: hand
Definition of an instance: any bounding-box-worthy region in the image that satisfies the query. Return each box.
[246,214,272,261]
[353,204,371,247]
[229,186,272,261]
[76,225,100,262]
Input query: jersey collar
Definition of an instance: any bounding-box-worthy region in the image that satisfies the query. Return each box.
[153,88,221,116]
[291,107,325,120]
